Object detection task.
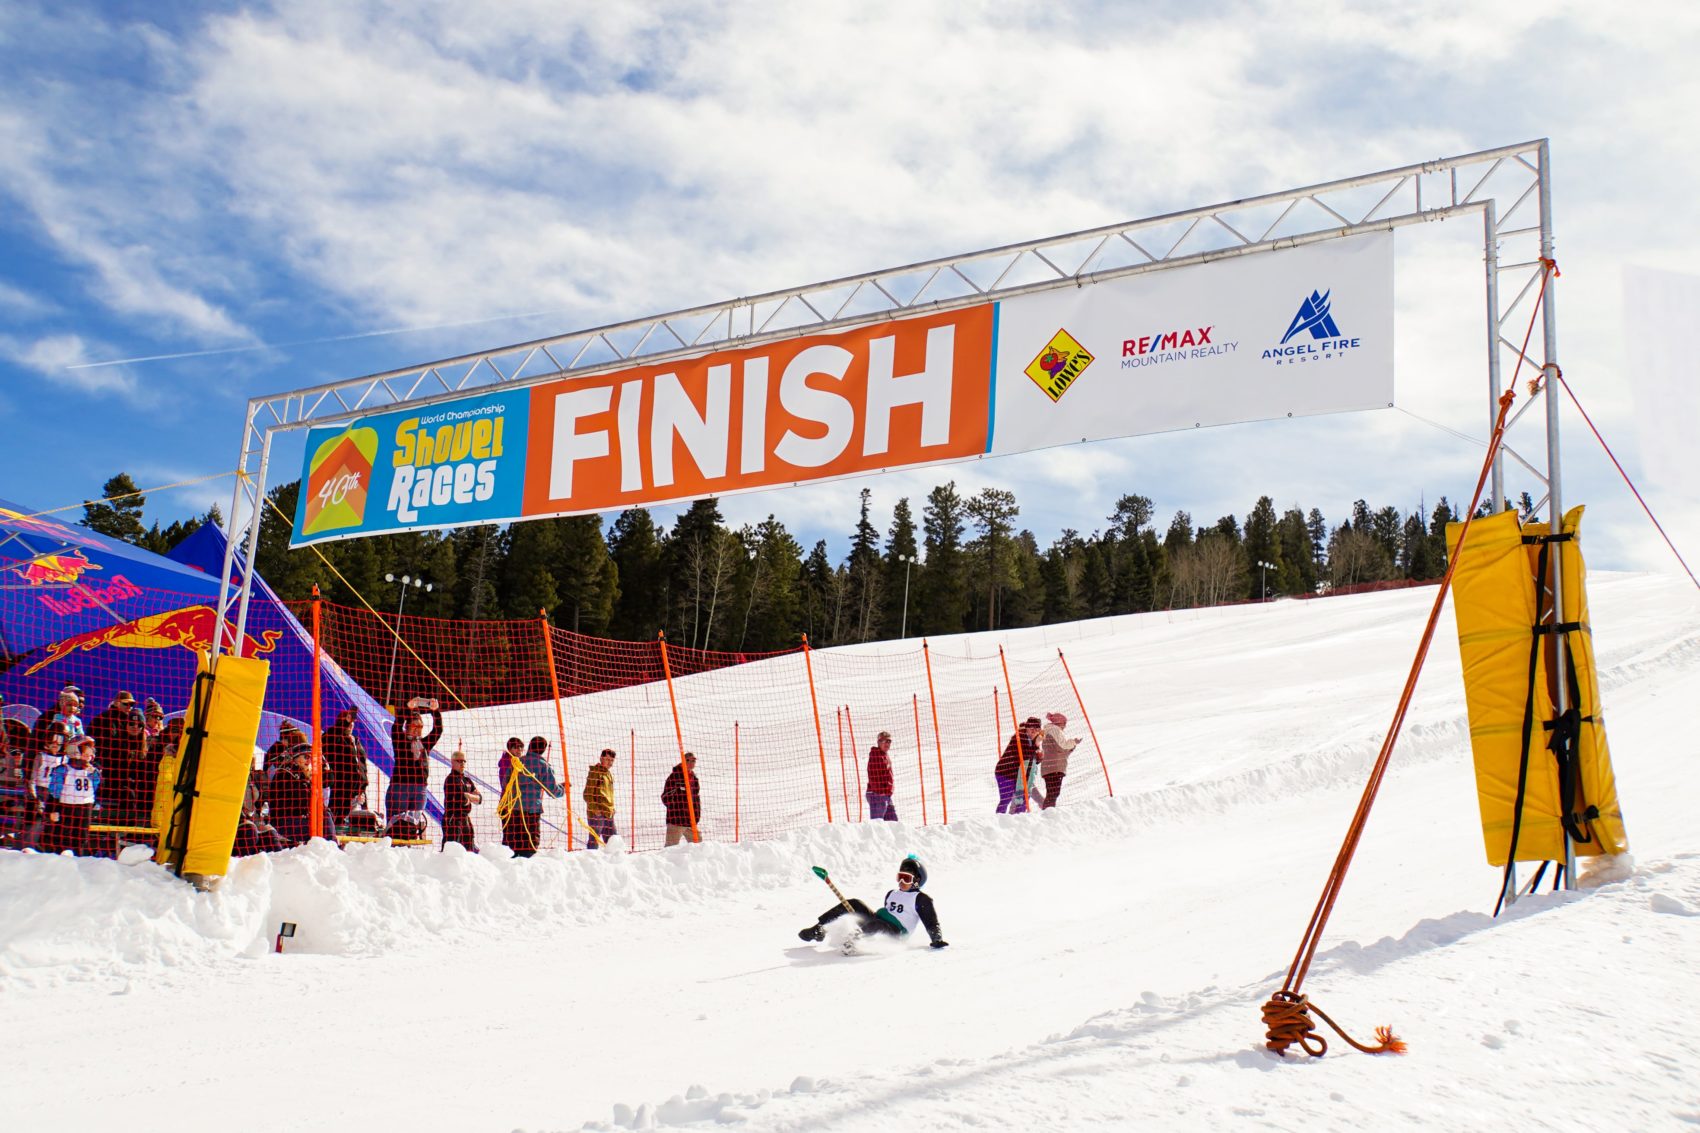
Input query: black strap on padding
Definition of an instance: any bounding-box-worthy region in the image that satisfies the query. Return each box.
[1496,537,1551,918]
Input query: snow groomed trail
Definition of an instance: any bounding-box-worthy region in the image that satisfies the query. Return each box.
[3,572,1697,1131]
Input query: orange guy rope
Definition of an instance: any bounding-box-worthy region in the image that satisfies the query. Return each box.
[733,720,741,843]
[1554,371,1698,591]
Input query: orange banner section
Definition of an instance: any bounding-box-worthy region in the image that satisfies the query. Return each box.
[521,305,994,515]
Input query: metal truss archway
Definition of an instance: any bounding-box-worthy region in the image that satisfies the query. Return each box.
[213,140,1571,890]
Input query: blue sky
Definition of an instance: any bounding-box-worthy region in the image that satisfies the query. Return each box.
[2,1,1695,572]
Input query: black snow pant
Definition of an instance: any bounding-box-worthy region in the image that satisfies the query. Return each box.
[818,898,901,937]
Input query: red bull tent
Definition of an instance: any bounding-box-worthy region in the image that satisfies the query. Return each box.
[0,498,445,828]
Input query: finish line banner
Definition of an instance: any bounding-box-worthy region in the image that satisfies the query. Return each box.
[290,233,1392,546]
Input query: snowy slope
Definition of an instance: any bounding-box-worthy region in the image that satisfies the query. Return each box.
[3,572,1698,1132]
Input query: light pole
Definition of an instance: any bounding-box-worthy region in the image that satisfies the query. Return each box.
[898,553,917,638]
[1256,560,1275,602]
[383,572,433,710]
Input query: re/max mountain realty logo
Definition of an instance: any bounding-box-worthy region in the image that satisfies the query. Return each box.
[1262,289,1361,364]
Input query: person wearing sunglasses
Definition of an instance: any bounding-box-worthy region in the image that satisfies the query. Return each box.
[797,855,948,950]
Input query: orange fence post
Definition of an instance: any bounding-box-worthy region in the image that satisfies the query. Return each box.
[628,728,636,852]
[802,636,834,823]
[658,632,699,842]
[998,645,1030,810]
[912,693,928,826]
[733,720,741,843]
[835,707,849,820]
[541,611,578,849]
[1059,649,1112,797]
[845,706,863,821]
[310,585,324,841]
[923,641,948,824]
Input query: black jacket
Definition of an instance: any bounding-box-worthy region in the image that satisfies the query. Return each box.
[389,711,442,789]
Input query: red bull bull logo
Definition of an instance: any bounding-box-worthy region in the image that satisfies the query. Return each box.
[24,604,283,676]
[7,549,102,587]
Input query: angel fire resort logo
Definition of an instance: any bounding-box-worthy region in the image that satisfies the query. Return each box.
[1262,289,1362,364]
[1024,328,1094,402]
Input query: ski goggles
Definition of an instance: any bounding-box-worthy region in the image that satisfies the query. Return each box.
[897,871,917,884]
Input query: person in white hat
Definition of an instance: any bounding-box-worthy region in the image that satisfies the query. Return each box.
[1037,712,1080,809]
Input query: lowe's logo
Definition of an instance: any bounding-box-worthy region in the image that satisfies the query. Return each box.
[1263,288,1360,364]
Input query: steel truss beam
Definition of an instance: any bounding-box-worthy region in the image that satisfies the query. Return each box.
[216,141,1573,900]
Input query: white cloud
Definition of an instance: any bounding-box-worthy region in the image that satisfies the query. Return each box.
[0,332,141,399]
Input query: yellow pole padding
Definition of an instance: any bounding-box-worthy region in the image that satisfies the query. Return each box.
[1448,507,1628,867]
[181,652,271,879]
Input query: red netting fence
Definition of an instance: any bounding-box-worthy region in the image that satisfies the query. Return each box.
[2,576,1111,859]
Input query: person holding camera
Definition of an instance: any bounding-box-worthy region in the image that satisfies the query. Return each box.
[387,695,441,824]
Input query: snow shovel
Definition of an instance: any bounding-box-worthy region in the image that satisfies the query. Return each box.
[811,865,855,914]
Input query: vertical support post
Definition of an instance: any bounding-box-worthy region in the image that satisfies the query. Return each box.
[1059,649,1112,797]
[801,636,834,823]
[212,404,259,668]
[1535,140,1575,890]
[845,706,863,822]
[912,692,928,826]
[541,611,577,850]
[998,646,1029,810]
[658,632,699,841]
[923,641,947,823]
[310,586,324,841]
[733,721,741,844]
[233,427,274,653]
[1483,200,1505,514]
[628,728,636,853]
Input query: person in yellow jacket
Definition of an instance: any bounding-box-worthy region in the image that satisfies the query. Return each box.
[583,747,618,849]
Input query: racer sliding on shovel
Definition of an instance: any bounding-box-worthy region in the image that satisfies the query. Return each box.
[798,856,949,951]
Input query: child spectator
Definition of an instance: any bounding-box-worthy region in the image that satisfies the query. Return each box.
[47,736,101,855]
[583,747,618,849]
[1037,711,1080,809]
[441,746,481,852]
[25,721,70,850]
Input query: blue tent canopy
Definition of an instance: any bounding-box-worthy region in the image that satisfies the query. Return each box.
[0,498,439,825]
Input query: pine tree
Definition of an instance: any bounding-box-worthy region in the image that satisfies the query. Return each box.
[1243,496,1280,600]
[965,487,1019,631]
[83,473,147,544]
[800,540,834,644]
[608,508,665,640]
[845,488,883,642]
[554,516,619,634]
[1277,507,1317,595]
[1306,507,1328,565]
[738,516,804,650]
[917,482,969,635]
[1428,497,1456,575]
[1164,510,1193,553]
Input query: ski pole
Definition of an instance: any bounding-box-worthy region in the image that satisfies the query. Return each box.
[812,865,855,914]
